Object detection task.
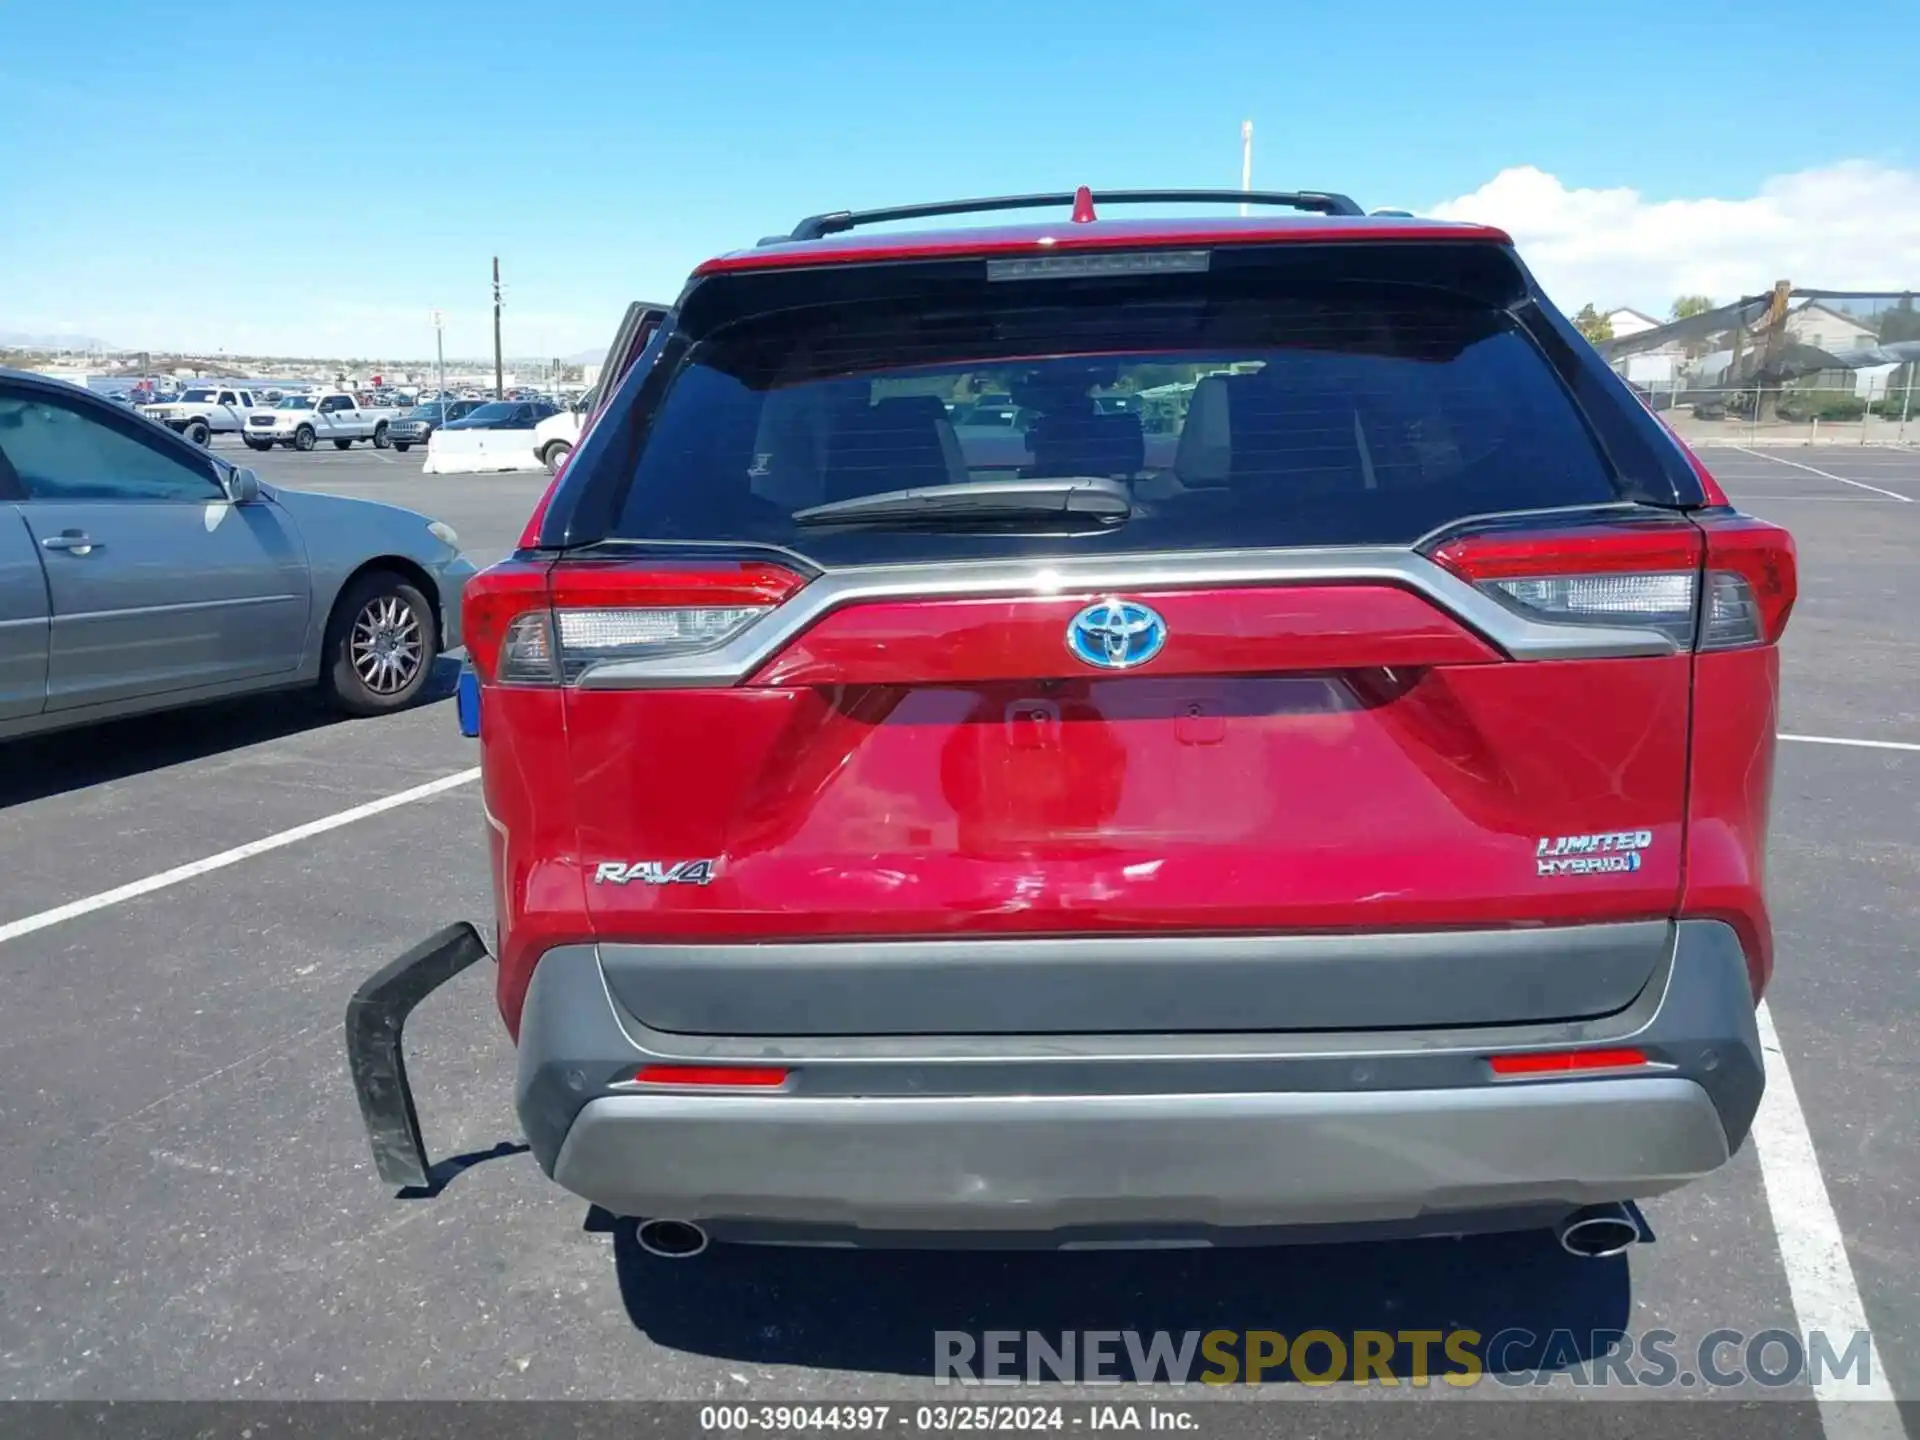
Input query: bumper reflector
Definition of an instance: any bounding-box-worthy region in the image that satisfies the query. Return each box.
[1487,1047,1649,1077]
[632,1064,791,1088]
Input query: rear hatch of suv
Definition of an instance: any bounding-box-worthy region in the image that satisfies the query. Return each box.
[477,234,1761,1039]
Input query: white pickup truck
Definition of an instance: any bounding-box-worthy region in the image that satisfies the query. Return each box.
[139,386,259,445]
[242,391,404,452]
[532,400,587,473]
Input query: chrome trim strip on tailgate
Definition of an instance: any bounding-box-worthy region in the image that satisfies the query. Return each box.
[574,545,1678,689]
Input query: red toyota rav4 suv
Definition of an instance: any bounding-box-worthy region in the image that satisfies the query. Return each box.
[349,188,1795,1261]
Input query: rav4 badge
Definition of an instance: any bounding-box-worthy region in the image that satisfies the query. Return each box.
[593,860,719,886]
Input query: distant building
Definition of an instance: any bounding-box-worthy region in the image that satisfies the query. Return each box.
[1783,302,1896,398]
[1604,308,1685,387]
[1785,300,1876,354]
[1604,308,1663,339]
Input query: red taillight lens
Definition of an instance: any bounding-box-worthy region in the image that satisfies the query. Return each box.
[1695,513,1797,648]
[1429,513,1794,652]
[462,558,553,682]
[463,559,808,687]
[1487,1047,1648,1077]
[632,1064,790,1088]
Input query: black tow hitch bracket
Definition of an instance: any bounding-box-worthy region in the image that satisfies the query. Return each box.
[344,921,491,1188]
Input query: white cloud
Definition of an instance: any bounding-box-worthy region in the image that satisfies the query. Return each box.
[1428,160,1920,316]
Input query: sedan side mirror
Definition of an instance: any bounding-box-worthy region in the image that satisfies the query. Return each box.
[228,467,262,504]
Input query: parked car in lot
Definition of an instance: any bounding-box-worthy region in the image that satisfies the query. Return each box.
[138,385,259,445]
[349,188,1796,1266]
[243,390,403,451]
[442,399,561,433]
[387,399,485,452]
[529,309,670,473]
[530,402,584,473]
[0,368,476,733]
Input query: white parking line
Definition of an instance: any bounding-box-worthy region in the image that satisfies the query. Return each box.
[1752,1002,1903,1425]
[0,768,479,946]
[1726,447,1916,502]
[1781,733,1920,754]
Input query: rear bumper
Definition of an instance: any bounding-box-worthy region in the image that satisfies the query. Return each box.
[555,1079,1728,1237]
[514,919,1764,1239]
[433,555,476,652]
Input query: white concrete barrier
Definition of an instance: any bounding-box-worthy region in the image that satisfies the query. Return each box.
[421,428,546,474]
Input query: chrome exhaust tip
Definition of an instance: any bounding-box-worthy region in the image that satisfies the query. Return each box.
[635,1218,709,1260]
[1556,1204,1641,1259]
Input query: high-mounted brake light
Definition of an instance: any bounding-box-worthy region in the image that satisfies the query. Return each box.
[463,559,807,687]
[986,250,1211,281]
[1429,515,1795,652]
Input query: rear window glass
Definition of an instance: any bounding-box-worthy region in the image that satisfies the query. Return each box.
[610,275,1620,562]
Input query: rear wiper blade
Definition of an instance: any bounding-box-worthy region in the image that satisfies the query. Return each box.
[791,477,1132,527]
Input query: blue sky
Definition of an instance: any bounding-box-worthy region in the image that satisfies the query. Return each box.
[3,0,1916,359]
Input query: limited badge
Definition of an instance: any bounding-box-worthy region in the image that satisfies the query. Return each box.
[1536,830,1652,877]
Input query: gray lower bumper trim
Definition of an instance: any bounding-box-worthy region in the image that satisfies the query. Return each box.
[552,1077,1729,1230]
[599,922,1672,1037]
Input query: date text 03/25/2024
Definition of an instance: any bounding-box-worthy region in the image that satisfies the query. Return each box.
[698,1406,1192,1433]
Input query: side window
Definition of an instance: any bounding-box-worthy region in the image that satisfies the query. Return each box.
[217,391,238,406]
[0,389,225,502]
[321,396,350,413]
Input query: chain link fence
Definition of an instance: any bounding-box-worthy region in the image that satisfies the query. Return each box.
[1596,288,1920,446]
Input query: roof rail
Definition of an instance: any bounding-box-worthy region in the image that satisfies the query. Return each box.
[779,188,1367,243]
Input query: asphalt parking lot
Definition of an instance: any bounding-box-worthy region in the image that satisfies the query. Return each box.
[0,439,1914,1418]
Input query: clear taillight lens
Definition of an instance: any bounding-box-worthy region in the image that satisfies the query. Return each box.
[551,605,766,680]
[497,605,768,684]
[499,611,558,683]
[1483,571,1699,645]
[1699,571,1763,650]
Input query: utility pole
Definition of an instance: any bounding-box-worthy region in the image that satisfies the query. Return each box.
[431,310,445,402]
[1754,279,1792,424]
[492,256,504,400]
[1240,121,1253,216]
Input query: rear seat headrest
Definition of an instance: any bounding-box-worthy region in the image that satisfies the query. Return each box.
[821,396,967,501]
[1173,375,1234,488]
[1174,370,1406,496]
[1023,408,1144,479]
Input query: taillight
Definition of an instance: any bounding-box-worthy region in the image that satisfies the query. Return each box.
[463,558,807,687]
[1694,513,1797,648]
[1429,514,1794,652]
[1431,519,1703,646]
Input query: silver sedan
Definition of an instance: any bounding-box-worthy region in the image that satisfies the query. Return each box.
[0,369,478,739]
